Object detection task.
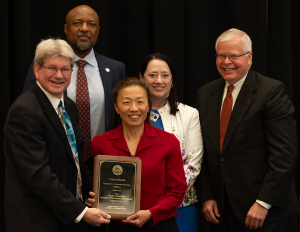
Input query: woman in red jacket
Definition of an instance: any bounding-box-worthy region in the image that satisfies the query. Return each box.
[91,77,187,232]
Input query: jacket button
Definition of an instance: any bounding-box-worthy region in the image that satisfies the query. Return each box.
[221,158,225,162]
[221,179,223,183]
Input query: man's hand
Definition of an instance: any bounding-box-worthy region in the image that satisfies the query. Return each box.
[82,208,111,226]
[202,200,220,225]
[245,202,268,230]
[87,191,95,207]
[122,210,152,227]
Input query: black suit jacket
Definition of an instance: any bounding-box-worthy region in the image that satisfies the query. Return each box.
[196,69,298,225]
[23,51,127,131]
[4,83,91,232]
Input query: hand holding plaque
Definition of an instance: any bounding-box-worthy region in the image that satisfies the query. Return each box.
[92,155,141,220]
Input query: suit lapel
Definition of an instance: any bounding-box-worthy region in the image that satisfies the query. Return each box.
[221,70,257,155]
[135,123,156,154]
[208,80,225,156]
[109,125,131,154]
[32,84,74,161]
[95,52,112,132]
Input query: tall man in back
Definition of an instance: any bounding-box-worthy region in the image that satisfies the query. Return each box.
[23,5,127,170]
[196,28,298,231]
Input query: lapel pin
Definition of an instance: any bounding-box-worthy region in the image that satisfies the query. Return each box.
[105,68,110,72]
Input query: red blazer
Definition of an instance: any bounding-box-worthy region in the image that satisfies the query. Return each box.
[91,122,187,226]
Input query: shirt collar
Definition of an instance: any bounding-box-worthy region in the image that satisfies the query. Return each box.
[225,73,248,91]
[74,48,96,67]
[36,81,64,113]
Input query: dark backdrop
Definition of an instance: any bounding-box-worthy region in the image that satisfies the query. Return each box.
[1,0,299,231]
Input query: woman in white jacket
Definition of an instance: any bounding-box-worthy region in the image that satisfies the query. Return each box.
[139,53,204,232]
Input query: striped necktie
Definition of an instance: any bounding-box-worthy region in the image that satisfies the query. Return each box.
[58,100,83,201]
[219,85,234,152]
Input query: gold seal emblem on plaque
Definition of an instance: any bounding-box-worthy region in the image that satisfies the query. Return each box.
[112,165,123,175]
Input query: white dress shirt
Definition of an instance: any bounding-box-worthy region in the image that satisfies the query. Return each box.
[220,74,272,210]
[36,81,88,222]
[67,48,106,140]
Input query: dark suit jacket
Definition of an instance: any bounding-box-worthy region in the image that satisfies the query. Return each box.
[4,83,92,232]
[22,51,127,132]
[196,69,298,225]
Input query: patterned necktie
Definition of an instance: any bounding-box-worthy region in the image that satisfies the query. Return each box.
[219,85,234,152]
[58,101,83,201]
[76,60,91,162]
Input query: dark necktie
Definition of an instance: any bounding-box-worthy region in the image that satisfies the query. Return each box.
[76,60,91,162]
[219,85,234,152]
[58,101,83,201]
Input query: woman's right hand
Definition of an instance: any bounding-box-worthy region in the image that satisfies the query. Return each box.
[87,191,96,207]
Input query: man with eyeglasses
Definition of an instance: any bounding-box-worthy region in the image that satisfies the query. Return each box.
[196,28,298,232]
[4,38,111,232]
[23,5,127,173]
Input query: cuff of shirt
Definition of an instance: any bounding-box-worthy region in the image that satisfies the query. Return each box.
[74,207,88,223]
[256,200,272,209]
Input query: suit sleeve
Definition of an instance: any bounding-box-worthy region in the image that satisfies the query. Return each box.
[195,89,216,203]
[4,104,86,226]
[23,59,35,93]
[148,136,187,225]
[257,81,298,207]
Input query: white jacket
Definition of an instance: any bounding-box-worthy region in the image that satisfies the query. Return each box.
[150,102,204,207]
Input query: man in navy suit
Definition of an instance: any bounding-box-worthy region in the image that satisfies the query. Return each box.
[23,5,126,171]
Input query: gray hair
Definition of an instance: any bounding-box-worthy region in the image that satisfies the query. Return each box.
[34,38,75,67]
[215,28,252,53]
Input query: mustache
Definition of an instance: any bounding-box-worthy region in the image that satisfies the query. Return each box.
[77,33,91,39]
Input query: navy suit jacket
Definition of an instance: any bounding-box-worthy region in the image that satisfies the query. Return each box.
[23,51,127,132]
[196,69,298,225]
[4,83,91,232]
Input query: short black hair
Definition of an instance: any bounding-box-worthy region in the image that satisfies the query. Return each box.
[112,77,152,129]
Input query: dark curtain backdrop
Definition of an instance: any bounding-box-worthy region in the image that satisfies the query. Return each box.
[1,0,299,231]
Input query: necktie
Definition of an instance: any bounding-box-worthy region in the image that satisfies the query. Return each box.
[76,60,91,162]
[58,101,83,201]
[219,85,234,152]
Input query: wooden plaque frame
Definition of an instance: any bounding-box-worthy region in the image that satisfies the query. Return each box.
[93,155,141,220]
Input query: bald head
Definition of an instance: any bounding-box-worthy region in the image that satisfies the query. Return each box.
[66,5,99,25]
[64,5,100,58]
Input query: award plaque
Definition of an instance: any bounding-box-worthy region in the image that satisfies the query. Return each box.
[93,155,141,220]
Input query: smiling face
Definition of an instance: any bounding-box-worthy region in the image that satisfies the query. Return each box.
[34,56,72,99]
[114,85,149,130]
[64,5,100,58]
[216,37,252,85]
[140,59,173,108]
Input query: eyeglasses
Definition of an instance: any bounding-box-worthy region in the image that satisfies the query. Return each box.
[41,65,73,75]
[215,52,250,60]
